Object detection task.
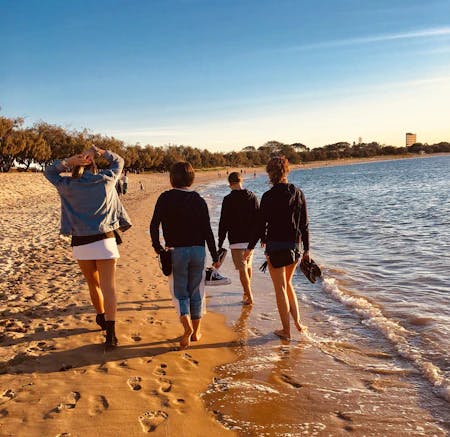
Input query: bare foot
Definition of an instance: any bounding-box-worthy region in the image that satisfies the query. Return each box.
[294,321,304,333]
[179,331,192,350]
[191,332,202,342]
[243,294,254,305]
[274,329,291,340]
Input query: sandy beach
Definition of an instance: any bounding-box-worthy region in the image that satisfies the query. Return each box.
[1,154,448,436]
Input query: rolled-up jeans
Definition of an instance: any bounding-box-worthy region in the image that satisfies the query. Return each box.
[169,246,206,320]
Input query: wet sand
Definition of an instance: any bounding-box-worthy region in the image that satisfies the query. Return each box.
[1,153,448,436]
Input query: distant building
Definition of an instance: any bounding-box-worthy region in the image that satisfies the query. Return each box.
[406,132,417,146]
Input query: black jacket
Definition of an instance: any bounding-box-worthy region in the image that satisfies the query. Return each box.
[218,189,259,248]
[248,183,309,251]
[150,189,218,262]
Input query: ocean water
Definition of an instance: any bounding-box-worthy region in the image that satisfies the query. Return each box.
[200,156,450,435]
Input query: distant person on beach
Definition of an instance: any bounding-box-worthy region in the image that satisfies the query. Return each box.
[44,145,131,350]
[121,173,128,195]
[218,172,259,305]
[150,161,220,349]
[139,181,144,191]
[245,156,310,340]
[115,178,123,196]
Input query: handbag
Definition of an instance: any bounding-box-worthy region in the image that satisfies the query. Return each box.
[158,250,172,276]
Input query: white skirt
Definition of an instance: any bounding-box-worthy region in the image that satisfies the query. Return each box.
[72,238,120,260]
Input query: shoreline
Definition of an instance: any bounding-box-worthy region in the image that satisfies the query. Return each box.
[1,153,448,435]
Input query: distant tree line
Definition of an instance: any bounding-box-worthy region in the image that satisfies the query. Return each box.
[1,115,449,172]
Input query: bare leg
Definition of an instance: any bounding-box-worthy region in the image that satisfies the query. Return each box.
[239,268,254,305]
[77,260,104,314]
[180,315,194,349]
[285,262,303,333]
[268,259,291,339]
[96,259,117,321]
[191,318,202,341]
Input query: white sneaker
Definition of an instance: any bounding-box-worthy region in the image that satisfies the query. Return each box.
[205,267,231,286]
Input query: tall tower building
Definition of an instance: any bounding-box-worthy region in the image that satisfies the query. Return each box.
[406,132,417,146]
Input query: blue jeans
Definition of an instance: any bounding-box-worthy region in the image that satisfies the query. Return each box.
[169,246,206,319]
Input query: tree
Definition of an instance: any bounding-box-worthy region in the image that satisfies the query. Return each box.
[0,116,25,171]
[291,142,309,152]
[16,128,51,170]
[34,122,82,160]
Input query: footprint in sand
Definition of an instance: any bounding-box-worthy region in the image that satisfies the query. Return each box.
[248,327,263,336]
[56,433,71,437]
[335,411,353,422]
[182,353,199,366]
[131,333,142,342]
[279,373,302,388]
[159,378,172,393]
[96,363,108,373]
[0,408,8,418]
[128,376,142,391]
[64,391,81,408]
[2,389,16,400]
[44,392,81,418]
[89,395,109,415]
[258,313,275,321]
[59,364,73,372]
[138,410,168,432]
[362,379,385,393]
[153,367,166,377]
[335,411,354,431]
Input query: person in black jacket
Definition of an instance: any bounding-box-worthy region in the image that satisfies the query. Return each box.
[218,172,259,305]
[245,157,310,340]
[150,162,220,349]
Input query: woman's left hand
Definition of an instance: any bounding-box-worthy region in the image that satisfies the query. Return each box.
[302,250,310,262]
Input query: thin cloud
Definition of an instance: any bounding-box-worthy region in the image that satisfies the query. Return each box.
[108,128,183,137]
[283,27,450,52]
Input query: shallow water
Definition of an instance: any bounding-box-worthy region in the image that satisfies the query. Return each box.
[200,156,450,435]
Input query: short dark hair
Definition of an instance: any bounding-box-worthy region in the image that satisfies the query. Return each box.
[266,156,290,184]
[228,171,242,184]
[170,161,195,188]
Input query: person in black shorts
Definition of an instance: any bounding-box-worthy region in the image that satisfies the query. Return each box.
[246,157,310,339]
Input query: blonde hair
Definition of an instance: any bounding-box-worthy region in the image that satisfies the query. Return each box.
[266,156,290,184]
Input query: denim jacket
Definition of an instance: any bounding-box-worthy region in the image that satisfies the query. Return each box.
[44,150,132,236]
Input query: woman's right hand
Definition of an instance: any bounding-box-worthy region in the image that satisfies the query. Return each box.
[66,154,92,167]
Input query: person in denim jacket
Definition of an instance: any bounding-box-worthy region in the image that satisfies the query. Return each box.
[44,146,131,350]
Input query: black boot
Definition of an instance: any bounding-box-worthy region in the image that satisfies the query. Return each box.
[104,321,118,350]
[96,313,107,330]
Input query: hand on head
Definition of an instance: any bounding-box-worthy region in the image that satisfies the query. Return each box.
[66,154,92,168]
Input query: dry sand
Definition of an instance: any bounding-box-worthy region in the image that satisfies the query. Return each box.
[1,154,448,436]
[0,170,244,437]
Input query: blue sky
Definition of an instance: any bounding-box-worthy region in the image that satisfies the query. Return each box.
[1,0,450,150]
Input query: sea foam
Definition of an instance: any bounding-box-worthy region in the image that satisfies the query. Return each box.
[321,276,450,402]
